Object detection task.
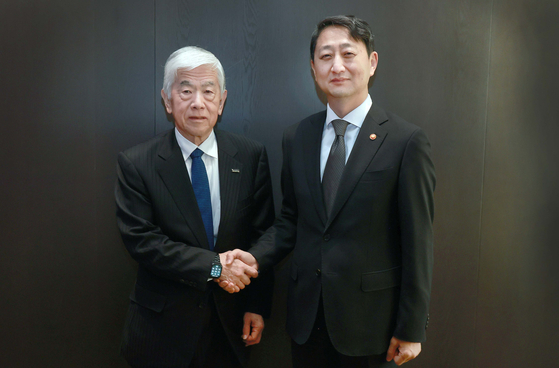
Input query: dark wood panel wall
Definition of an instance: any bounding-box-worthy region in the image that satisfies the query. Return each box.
[1,1,557,367]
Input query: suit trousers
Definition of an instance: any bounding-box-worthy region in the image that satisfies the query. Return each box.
[291,297,396,368]
[129,294,242,368]
[189,296,242,368]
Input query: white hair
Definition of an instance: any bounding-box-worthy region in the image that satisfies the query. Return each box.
[162,46,226,99]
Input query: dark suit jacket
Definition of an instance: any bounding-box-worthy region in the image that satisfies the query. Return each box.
[115,128,274,367]
[250,103,435,356]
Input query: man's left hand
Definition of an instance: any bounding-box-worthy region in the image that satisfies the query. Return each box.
[242,312,264,346]
[386,337,421,366]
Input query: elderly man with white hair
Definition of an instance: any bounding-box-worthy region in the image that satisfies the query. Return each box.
[115,46,274,368]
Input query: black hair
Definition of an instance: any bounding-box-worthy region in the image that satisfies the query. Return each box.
[310,15,375,61]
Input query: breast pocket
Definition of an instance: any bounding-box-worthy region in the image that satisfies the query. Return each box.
[237,195,254,212]
[360,167,395,183]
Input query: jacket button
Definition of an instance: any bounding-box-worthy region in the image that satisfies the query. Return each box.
[323,234,331,241]
[316,269,321,276]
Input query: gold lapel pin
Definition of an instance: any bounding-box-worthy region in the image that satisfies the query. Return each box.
[369,134,377,140]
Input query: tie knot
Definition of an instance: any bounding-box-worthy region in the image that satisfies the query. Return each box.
[331,119,349,137]
[190,148,204,159]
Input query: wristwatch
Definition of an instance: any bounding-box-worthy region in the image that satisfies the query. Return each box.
[210,254,222,278]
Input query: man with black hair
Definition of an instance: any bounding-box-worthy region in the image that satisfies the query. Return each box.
[225,15,435,367]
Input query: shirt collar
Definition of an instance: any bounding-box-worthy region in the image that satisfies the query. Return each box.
[325,94,373,129]
[174,128,218,161]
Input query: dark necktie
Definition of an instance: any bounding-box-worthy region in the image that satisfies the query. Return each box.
[190,148,214,250]
[323,119,349,217]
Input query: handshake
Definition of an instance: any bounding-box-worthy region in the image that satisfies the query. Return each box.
[215,250,260,293]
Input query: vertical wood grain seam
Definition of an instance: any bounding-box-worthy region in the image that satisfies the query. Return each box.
[153,0,157,137]
[242,0,257,136]
[473,1,495,366]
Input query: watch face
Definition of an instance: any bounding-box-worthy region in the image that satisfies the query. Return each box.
[211,264,221,278]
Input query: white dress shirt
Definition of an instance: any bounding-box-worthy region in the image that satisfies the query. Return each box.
[175,128,221,244]
[320,95,373,180]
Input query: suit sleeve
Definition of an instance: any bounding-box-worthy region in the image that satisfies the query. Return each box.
[249,126,299,271]
[244,145,276,318]
[115,152,216,291]
[393,128,436,342]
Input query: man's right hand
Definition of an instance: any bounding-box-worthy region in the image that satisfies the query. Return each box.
[215,250,260,293]
[216,252,259,293]
[225,249,259,269]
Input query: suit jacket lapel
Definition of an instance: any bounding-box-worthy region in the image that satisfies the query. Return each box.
[303,112,328,225]
[326,104,389,228]
[156,130,209,249]
[214,129,242,252]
